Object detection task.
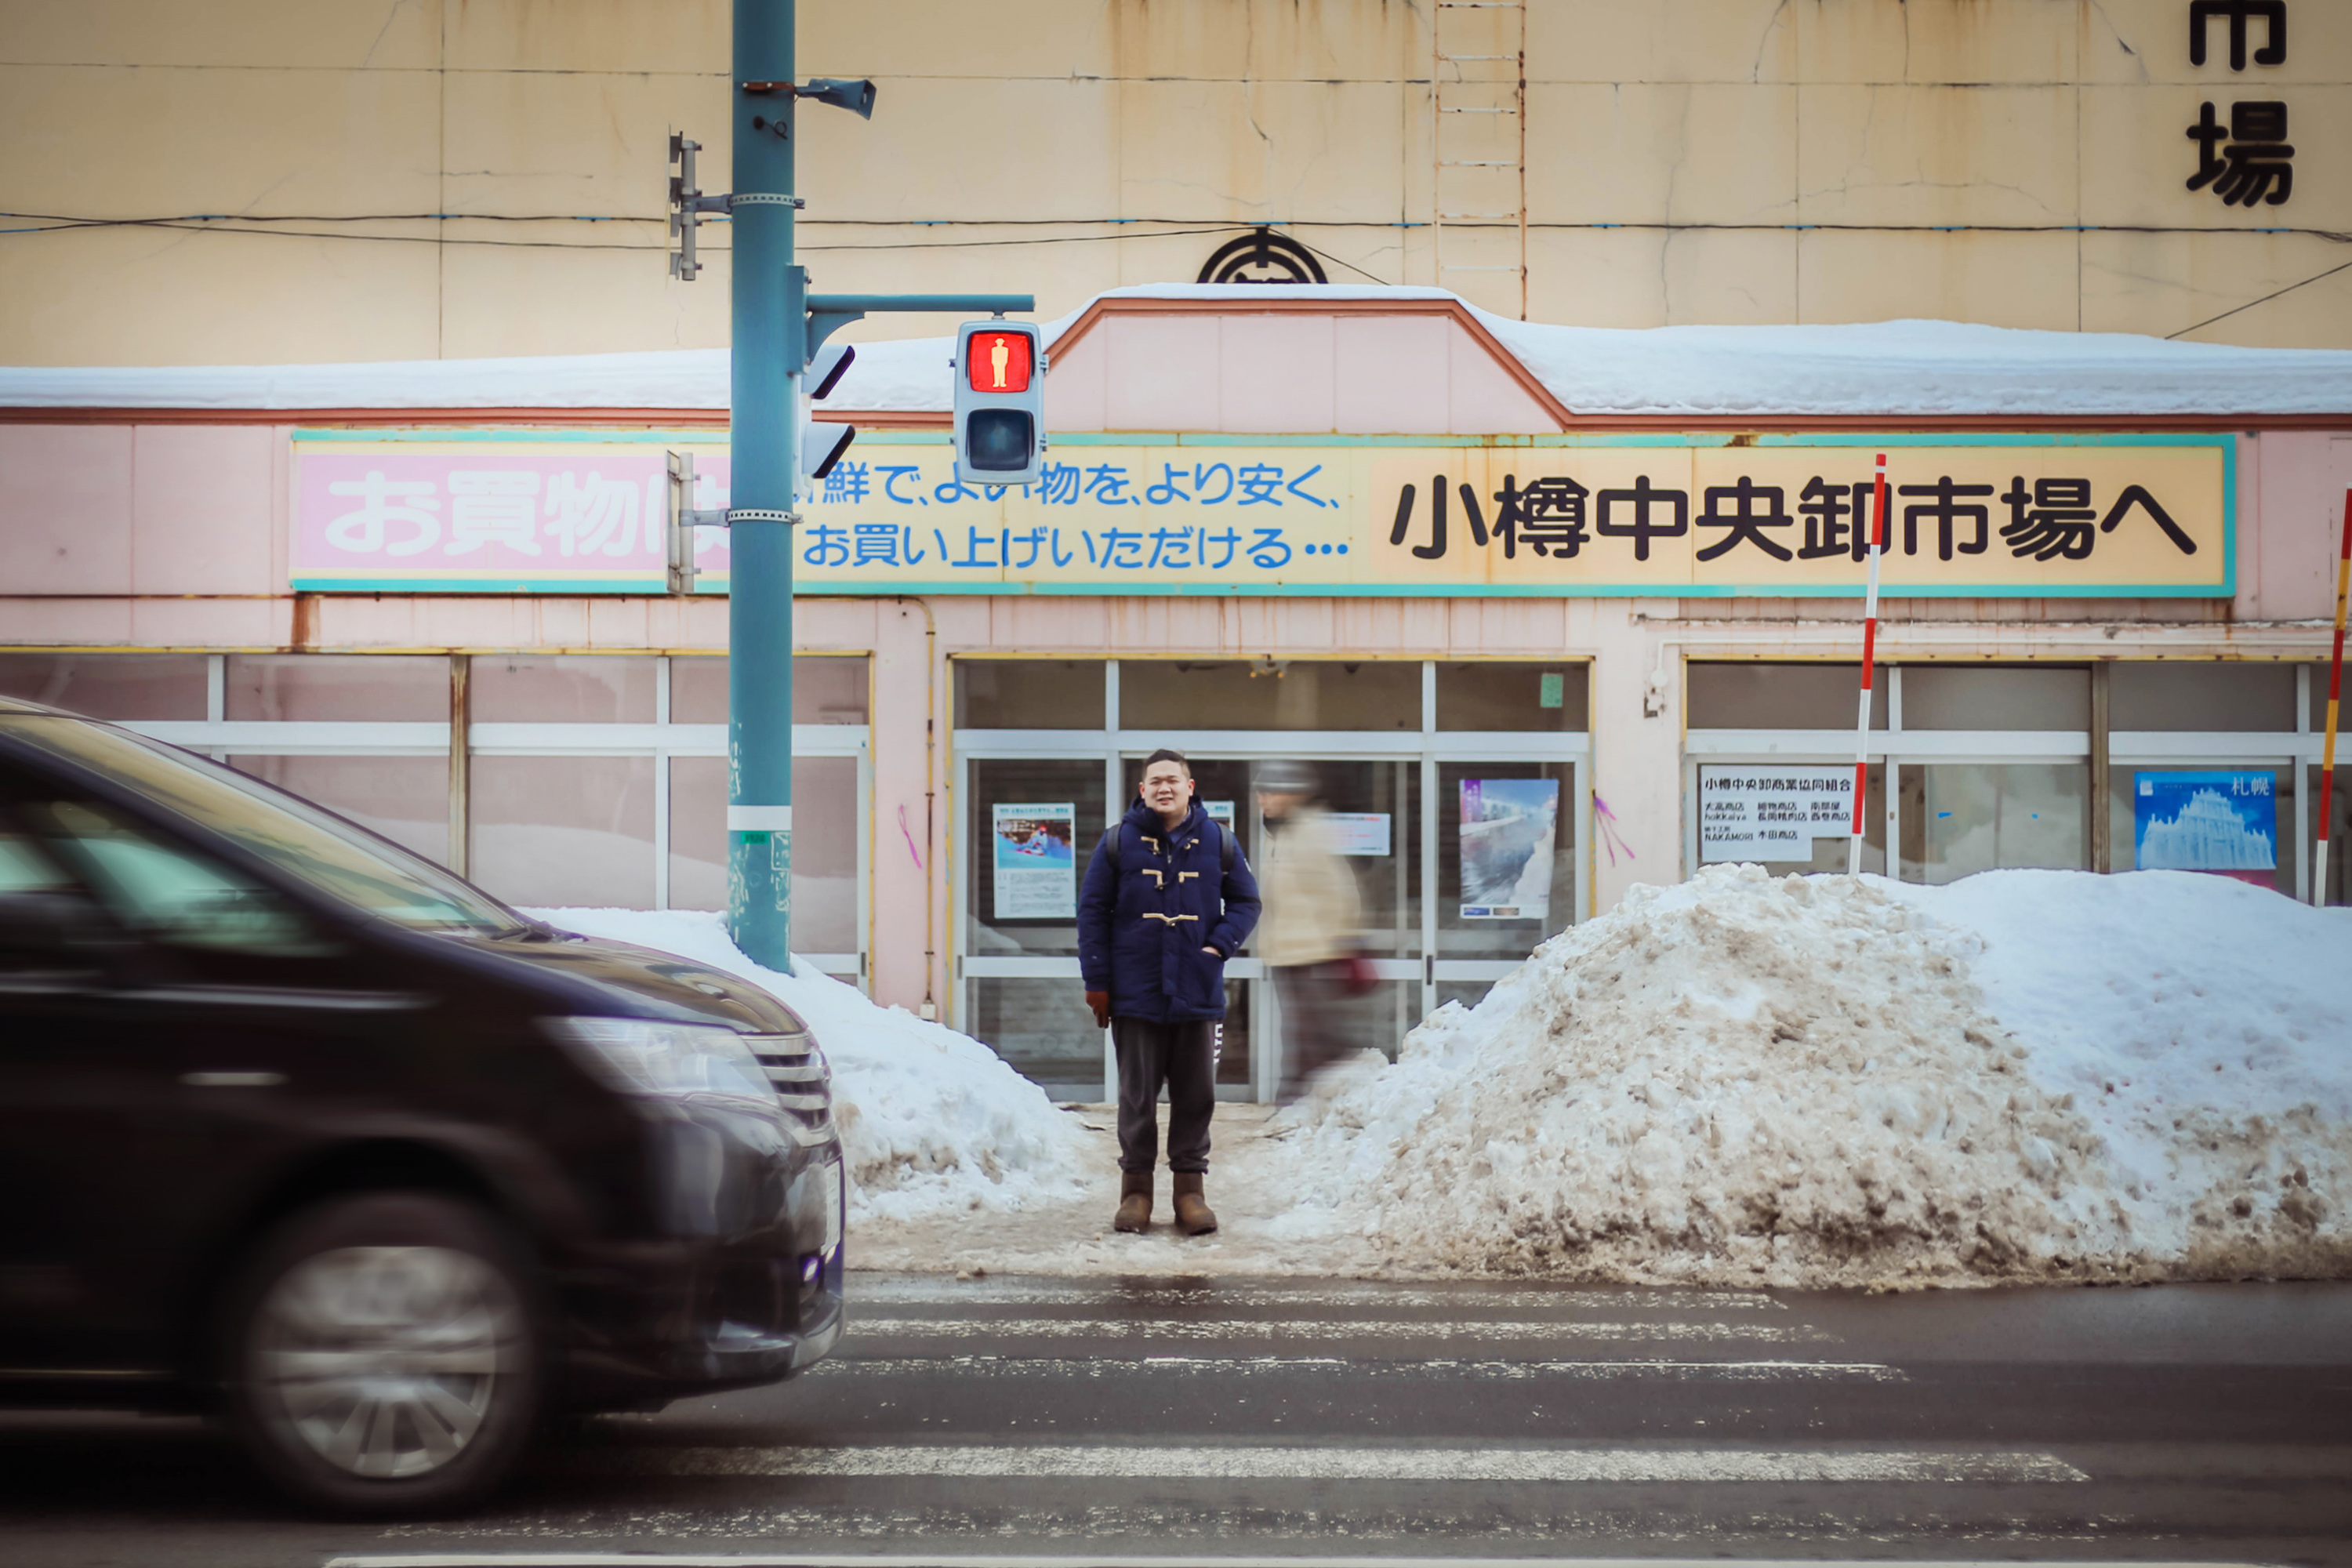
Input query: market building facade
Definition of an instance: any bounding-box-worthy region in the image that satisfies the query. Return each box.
[4,288,2347,1100]
[5,2,2351,1097]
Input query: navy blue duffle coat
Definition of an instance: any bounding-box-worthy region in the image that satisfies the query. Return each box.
[1077,798,1262,1023]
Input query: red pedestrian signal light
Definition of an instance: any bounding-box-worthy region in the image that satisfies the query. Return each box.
[967,328,1034,394]
[953,320,1047,485]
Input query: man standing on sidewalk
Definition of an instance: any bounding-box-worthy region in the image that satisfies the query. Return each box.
[1077,748,1261,1236]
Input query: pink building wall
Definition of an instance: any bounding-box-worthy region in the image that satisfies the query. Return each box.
[3,300,2348,1013]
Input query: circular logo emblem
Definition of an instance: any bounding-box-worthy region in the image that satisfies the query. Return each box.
[1196,227,1329,285]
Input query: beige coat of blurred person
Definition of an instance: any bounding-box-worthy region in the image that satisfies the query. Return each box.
[1254,760,1363,1100]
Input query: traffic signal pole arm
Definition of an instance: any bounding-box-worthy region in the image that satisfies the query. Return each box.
[803,293,1037,363]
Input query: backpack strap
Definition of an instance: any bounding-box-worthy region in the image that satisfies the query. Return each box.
[1102,819,1233,873]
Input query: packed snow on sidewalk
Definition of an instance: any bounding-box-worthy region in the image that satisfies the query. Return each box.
[522,908,1089,1226]
[1271,866,2352,1289]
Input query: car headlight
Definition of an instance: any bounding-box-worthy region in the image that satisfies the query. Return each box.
[544,1017,775,1105]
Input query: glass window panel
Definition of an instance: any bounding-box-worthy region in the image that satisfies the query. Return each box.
[1130,755,1421,959]
[954,659,1105,729]
[0,653,207,720]
[1119,660,1421,731]
[1438,760,1578,959]
[1898,763,2088,884]
[1900,665,2088,731]
[2109,765,2291,892]
[1697,763,1886,876]
[1436,979,1493,1015]
[470,655,656,724]
[967,757,1108,956]
[669,754,859,954]
[470,754,655,907]
[1436,662,1588,731]
[226,654,448,722]
[670,655,869,725]
[1284,976,1418,1068]
[1687,662,1886,730]
[964,977,1253,1092]
[966,977,1105,1091]
[2109,662,2295,733]
[230,755,450,866]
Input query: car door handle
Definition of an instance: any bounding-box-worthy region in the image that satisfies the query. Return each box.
[180,1071,287,1088]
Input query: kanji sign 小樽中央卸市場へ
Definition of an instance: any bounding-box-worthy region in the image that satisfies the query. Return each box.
[289,433,2233,597]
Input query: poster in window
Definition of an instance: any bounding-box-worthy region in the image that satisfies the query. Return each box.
[1459,778,1559,920]
[992,801,1076,920]
[1698,766,1856,862]
[1327,812,1392,856]
[2133,771,2276,882]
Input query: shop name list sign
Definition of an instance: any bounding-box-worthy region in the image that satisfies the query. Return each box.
[290,433,2233,599]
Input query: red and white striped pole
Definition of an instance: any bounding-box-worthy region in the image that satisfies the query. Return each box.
[2316,488,2350,905]
[1849,452,1889,876]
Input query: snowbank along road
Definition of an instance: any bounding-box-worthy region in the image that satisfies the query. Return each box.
[547,864,2352,1290]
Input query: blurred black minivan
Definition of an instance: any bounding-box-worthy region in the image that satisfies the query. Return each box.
[0,697,844,1513]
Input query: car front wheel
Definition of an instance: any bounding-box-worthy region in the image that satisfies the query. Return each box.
[220,1191,543,1515]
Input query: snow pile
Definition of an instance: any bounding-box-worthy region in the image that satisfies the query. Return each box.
[523,908,1090,1225]
[1885,870,2352,1272]
[1273,866,2352,1288]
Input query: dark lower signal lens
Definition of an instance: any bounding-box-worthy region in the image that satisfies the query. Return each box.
[967,409,1034,472]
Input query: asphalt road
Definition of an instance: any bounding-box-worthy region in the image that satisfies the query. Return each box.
[4,1272,2350,1566]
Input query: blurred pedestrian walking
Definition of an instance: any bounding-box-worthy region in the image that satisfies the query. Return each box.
[1254,760,1365,1102]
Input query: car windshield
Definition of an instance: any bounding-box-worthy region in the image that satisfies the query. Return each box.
[0,715,522,935]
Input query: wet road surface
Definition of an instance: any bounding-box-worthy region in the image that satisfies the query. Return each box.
[3,1273,2349,1566]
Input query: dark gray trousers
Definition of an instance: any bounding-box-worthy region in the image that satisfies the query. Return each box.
[1112,1016,1218,1175]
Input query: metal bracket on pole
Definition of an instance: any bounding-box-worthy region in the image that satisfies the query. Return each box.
[669,135,807,282]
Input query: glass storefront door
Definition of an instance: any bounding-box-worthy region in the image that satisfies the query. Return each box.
[954,659,1591,1102]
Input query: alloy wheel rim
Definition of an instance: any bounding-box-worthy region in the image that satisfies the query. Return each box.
[256,1244,518,1480]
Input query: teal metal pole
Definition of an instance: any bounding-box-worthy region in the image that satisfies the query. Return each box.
[728,0,798,966]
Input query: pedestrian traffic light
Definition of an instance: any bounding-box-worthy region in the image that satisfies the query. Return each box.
[800,341,857,486]
[953,320,1047,486]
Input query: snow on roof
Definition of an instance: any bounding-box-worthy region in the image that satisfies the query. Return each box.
[3,284,2348,417]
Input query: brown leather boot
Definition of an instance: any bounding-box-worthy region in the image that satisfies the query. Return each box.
[1171,1171,1218,1236]
[1112,1171,1152,1232]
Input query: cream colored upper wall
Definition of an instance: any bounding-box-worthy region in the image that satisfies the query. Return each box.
[2,0,2347,366]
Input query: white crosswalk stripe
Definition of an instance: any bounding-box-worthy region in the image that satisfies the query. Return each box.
[626,1443,2089,1485]
[846,1317,1823,1343]
[811,1355,1901,1381]
[852,1283,1787,1312]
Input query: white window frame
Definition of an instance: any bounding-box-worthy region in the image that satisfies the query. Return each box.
[120,652,874,987]
[1684,663,2320,899]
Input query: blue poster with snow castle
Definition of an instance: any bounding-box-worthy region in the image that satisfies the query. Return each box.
[2133,771,2275,877]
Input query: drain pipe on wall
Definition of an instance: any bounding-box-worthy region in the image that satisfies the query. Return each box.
[895,595,942,1020]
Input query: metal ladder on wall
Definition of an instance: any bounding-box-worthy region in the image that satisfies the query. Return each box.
[1432,0,1527,318]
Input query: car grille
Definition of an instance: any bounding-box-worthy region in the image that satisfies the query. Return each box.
[746,1031,836,1146]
